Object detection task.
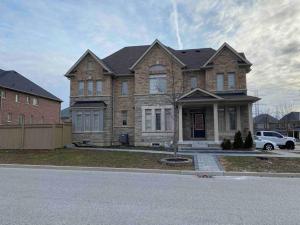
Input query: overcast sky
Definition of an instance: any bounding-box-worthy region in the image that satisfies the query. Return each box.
[0,0,299,114]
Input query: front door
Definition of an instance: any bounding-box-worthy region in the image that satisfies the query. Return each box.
[193,113,205,138]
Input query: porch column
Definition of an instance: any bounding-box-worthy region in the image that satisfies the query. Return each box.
[248,103,253,134]
[178,104,183,143]
[213,103,219,143]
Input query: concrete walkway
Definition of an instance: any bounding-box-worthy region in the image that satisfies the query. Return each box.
[194,154,222,172]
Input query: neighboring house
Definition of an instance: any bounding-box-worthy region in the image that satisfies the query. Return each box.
[61,107,71,122]
[279,112,300,139]
[0,69,62,125]
[254,114,279,131]
[65,39,259,147]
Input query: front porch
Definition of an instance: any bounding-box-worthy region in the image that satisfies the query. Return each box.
[177,88,258,148]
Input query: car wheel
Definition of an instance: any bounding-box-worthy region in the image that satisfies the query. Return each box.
[264,143,274,151]
[286,141,295,150]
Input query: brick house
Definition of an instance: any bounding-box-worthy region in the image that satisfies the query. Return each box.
[0,69,61,125]
[65,40,259,147]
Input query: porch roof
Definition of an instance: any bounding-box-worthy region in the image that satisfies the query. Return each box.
[177,89,260,104]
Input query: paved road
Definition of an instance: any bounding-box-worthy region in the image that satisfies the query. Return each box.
[0,168,300,225]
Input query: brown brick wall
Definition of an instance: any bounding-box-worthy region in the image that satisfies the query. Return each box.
[0,88,60,125]
[206,47,247,92]
[183,70,206,92]
[70,53,112,99]
[134,44,183,95]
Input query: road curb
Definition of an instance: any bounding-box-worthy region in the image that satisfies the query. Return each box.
[0,164,196,175]
[0,164,300,178]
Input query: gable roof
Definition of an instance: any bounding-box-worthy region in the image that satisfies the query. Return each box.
[254,114,279,124]
[203,42,252,67]
[0,69,62,102]
[280,112,300,121]
[129,39,186,70]
[65,49,112,77]
[177,88,223,102]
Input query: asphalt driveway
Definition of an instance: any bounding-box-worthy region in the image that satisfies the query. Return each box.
[0,167,300,225]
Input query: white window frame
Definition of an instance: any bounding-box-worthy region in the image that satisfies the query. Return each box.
[0,89,6,98]
[191,76,197,89]
[7,113,12,122]
[15,94,20,103]
[216,73,224,91]
[78,81,84,96]
[149,74,167,94]
[72,109,104,133]
[32,97,38,106]
[96,80,102,96]
[228,72,236,89]
[87,80,93,96]
[141,105,174,133]
[26,96,30,104]
[121,81,128,96]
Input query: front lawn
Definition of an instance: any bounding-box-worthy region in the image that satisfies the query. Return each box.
[0,149,194,170]
[219,156,300,173]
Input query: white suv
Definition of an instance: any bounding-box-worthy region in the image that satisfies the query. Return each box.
[256,131,296,150]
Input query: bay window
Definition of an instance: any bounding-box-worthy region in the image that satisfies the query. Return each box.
[142,106,173,132]
[72,109,104,132]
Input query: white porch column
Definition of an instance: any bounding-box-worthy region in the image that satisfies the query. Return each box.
[178,104,183,143]
[248,103,253,134]
[213,103,219,143]
[237,105,241,131]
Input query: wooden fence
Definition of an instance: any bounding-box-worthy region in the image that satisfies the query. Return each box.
[0,123,72,150]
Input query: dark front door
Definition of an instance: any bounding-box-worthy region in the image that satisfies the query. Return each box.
[193,113,205,138]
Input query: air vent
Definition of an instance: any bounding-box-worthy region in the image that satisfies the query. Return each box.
[181,51,186,54]
[151,143,161,147]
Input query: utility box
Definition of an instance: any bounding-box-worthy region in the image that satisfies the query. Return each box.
[119,134,129,145]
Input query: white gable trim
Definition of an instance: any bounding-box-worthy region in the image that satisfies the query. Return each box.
[65,49,112,76]
[176,88,223,101]
[129,39,186,70]
[203,42,252,67]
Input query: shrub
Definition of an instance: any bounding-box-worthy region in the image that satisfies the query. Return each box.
[221,139,232,150]
[233,131,244,149]
[244,131,254,149]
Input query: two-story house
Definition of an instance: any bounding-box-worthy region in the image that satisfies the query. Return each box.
[65,40,259,147]
[0,69,61,125]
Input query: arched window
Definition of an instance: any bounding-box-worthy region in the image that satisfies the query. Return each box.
[149,64,166,74]
[149,64,167,94]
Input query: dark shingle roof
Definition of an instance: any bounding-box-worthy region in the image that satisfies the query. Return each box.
[254,114,279,123]
[72,101,106,108]
[102,45,219,75]
[61,107,70,119]
[0,69,61,102]
[280,112,300,121]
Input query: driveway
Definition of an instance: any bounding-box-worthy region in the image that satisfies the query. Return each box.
[1,168,300,224]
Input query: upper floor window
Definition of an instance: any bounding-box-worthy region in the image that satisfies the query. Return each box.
[96,80,102,96]
[216,73,224,91]
[78,81,84,96]
[121,81,128,96]
[191,76,197,89]
[228,72,236,89]
[87,80,93,96]
[149,75,167,94]
[149,64,166,74]
[15,94,20,103]
[32,97,38,106]
[0,89,6,98]
[26,96,30,104]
